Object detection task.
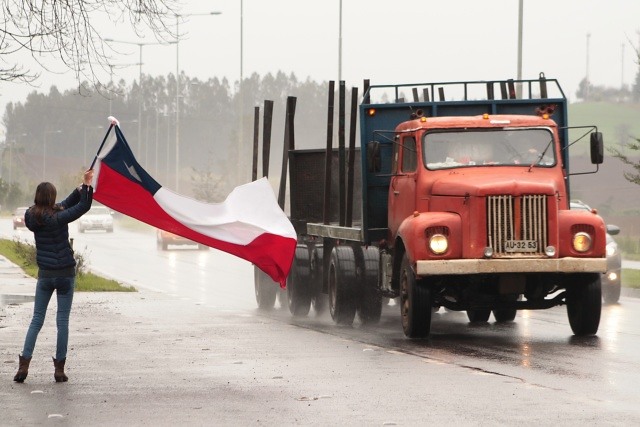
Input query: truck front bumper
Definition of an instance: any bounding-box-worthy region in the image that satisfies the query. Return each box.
[416,257,607,276]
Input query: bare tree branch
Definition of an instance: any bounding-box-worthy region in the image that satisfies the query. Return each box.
[609,136,640,185]
[0,0,179,89]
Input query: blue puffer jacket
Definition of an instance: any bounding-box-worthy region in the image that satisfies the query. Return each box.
[25,184,93,273]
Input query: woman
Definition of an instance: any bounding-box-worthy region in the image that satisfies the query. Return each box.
[13,169,94,383]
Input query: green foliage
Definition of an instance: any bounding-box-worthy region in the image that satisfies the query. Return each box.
[608,136,640,185]
[623,269,640,289]
[0,238,135,292]
[2,72,330,194]
[575,77,631,102]
[616,235,640,256]
[190,152,227,202]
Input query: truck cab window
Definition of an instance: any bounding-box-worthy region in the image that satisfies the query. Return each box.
[401,136,417,172]
[424,128,556,170]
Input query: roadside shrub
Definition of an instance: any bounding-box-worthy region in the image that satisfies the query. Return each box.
[12,238,89,274]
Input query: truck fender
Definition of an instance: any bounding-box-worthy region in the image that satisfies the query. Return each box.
[396,211,462,268]
[557,210,607,258]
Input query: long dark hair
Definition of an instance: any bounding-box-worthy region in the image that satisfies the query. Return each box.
[31,182,62,224]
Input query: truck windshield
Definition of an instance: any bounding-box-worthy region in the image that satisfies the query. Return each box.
[423,128,556,170]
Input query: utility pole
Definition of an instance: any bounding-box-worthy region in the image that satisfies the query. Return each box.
[585,33,591,101]
[516,0,523,98]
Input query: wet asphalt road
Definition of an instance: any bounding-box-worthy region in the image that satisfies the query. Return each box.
[3,218,640,422]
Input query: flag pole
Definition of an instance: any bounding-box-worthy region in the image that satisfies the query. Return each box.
[90,123,115,169]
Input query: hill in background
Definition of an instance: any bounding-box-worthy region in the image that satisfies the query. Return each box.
[567,102,639,237]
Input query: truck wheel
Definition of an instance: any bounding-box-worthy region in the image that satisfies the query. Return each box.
[287,245,312,317]
[277,287,288,309]
[254,266,278,310]
[493,295,519,322]
[492,309,517,322]
[356,246,383,325]
[566,273,602,336]
[310,247,327,315]
[328,246,357,325]
[467,309,491,323]
[602,283,621,304]
[400,253,432,338]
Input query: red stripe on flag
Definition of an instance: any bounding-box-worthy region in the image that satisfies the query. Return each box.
[94,163,295,286]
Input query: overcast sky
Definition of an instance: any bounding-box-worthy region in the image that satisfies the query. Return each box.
[1,0,639,120]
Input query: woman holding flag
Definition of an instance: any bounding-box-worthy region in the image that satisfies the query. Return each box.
[13,169,94,383]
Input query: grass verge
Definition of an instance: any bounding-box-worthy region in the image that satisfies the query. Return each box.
[623,269,640,290]
[0,238,136,292]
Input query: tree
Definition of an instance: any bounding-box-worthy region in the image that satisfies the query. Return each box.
[609,136,640,185]
[0,0,178,88]
[633,45,640,103]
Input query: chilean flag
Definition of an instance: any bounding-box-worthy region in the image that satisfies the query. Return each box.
[91,119,296,287]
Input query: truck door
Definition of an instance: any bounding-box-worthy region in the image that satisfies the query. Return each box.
[388,135,417,238]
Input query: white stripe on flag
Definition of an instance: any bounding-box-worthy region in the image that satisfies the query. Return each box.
[153,177,296,246]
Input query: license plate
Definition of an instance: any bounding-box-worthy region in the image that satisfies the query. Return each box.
[504,240,538,252]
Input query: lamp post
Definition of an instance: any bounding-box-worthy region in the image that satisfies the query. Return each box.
[84,125,104,167]
[586,32,591,101]
[338,0,342,83]
[7,132,27,184]
[516,0,523,98]
[107,62,140,115]
[43,130,62,180]
[105,39,167,158]
[174,11,222,191]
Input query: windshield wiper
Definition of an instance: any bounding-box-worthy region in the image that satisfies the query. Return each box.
[528,138,553,172]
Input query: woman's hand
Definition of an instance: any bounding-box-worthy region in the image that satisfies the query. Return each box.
[83,169,94,186]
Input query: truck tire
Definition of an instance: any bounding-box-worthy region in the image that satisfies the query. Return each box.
[287,245,312,317]
[602,283,621,304]
[467,309,491,323]
[328,246,357,325]
[254,266,277,310]
[400,253,432,338]
[492,308,517,322]
[566,273,602,336]
[492,295,519,322]
[356,246,383,325]
[310,246,327,315]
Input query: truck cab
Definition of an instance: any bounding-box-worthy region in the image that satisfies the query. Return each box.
[362,77,606,337]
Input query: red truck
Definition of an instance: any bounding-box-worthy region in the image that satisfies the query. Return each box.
[254,74,607,338]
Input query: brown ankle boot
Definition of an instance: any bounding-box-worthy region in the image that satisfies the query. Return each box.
[13,355,31,383]
[53,357,68,382]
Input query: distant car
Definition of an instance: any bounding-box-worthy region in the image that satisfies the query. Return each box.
[570,200,622,303]
[12,207,29,230]
[78,206,114,233]
[156,229,208,251]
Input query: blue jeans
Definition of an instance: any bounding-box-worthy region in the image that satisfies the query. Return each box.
[22,276,75,360]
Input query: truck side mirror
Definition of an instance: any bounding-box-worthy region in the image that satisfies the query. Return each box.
[606,224,620,236]
[367,141,381,173]
[590,132,604,164]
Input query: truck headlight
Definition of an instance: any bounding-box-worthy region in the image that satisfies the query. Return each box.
[572,232,592,253]
[429,234,448,255]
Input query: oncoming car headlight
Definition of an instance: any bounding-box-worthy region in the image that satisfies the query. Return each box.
[572,232,592,253]
[606,241,617,257]
[429,234,448,255]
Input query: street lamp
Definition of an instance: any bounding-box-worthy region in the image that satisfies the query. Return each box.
[105,38,169,157]
[516,0,523,98]
[43,130,62,180]
[7,133,27,184]
[84,125,104,167]
[174,10,222,191]
[107,62,140,115]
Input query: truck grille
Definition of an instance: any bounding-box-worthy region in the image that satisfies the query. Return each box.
[487,195,548,256]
